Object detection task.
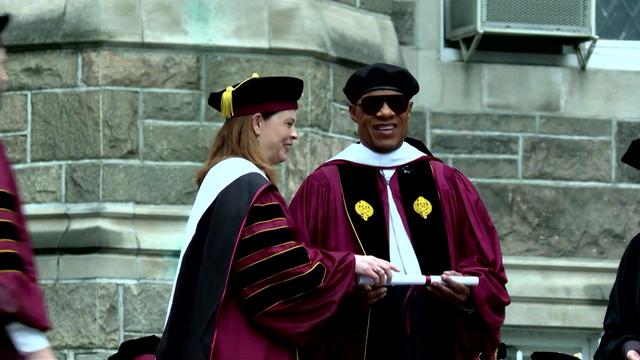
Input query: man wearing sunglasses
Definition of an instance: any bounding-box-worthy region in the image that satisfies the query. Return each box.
[290,63,509,360]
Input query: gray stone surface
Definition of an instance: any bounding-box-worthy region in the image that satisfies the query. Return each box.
[431,133,519,155]
[66,163,101,202]
[331,64,356,104]
[205,56,331,131]
[58,217,138,250]
[62,0,142,43]
[14,165,62,203]
[334,0,357,5]
[392,0,416,45]
[138,256,178,280]
[269,0,331,55]
[5,51,77,91]
[55,351,67,360]
[102,164,198,204]
[141,0,269,48]
[539,116,612,137]
[82,50,199,89]
[477,183,640,259]
[0,94,27,132]
[143,122,215,162]
[31,92,101,161]
[0,135,27,163]
[417,62,484,111]
[59,254,137,279]
[44,283,119,348]
[285,132,354,197]
[321,2,402,65]
[143,92,200,121]
[329,103,357,137]
[102,91,139,158]
[483,65,567,113]
[0,0,67,45]
[4,0,402,66]
[523,138,611,182]
[431,112,536,133]
[361,0,393,14]
[452,158,518,179]
[35,255,58,281]
[75,354,109,360]
[617,121,640,183]
[564,69,640,118]
[408,110,427,143]
[123,284,172,333]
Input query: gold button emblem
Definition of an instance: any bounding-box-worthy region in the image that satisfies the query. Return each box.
[355,200,374,221]
[413,196,432,219]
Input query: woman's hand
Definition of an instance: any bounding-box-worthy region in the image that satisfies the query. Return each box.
[354,255,399,286]
[426,270,471,305]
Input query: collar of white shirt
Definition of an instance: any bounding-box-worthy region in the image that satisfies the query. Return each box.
[328,142,425,168]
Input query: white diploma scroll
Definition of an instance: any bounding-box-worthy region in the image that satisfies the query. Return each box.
[357,274,479,286]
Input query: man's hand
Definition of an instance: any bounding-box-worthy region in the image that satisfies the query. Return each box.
[426,270,471,304]
[24,347,56,360]
[355,285,387,308]
[627,350,640,360]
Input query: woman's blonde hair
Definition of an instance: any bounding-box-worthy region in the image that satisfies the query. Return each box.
[195,114,276,187]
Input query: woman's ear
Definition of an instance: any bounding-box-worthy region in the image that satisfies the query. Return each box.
[251,113,263,136]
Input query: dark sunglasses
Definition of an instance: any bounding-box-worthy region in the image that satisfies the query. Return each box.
[357,95,409,116]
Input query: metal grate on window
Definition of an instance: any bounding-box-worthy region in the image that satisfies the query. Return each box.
[481,0,593,34]
[597,0,640,40]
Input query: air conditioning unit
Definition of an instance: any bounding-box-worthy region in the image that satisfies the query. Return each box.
[445,0,598,69]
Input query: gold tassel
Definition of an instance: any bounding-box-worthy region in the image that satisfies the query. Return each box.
[220,73,260,120]
[220,86,234,119]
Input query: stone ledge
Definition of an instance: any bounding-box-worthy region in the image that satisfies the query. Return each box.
[504,256,617,329]
[2,0,402,65]
[26,203,189,251]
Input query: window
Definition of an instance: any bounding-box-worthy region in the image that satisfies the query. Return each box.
[597,0,640,40]
[441,0,640,70]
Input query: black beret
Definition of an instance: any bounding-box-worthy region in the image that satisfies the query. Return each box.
[208,74,303,119]
[0,14,9,45]
[622,138,640,170]
[343,63,419,104]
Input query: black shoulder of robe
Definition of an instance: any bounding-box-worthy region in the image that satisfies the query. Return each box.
[594,233,640,360]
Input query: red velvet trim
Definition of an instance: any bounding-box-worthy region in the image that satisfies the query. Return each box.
[134,355,156,360]
[232,101,298,118]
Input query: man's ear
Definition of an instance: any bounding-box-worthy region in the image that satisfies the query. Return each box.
[407,101,413,114]
[348,104,358,123]
[251,113,263,136]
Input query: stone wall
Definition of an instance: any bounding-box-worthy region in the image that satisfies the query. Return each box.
[2,0,638,357]
[0,0,406,357]
[331,0,416,45]
[403,0,639,355]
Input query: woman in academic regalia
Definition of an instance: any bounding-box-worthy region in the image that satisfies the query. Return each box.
[109,74,398,360]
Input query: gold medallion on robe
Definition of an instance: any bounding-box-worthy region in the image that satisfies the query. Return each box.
[413,196,432,219]
[355,200,374,221]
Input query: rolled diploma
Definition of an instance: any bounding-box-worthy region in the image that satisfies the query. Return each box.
[357,274,479,286]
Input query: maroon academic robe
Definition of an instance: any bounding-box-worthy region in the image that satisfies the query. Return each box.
[0,142,51,360]
[155,158,356,360]
[290,150,509,360]
[211,187,357,359]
